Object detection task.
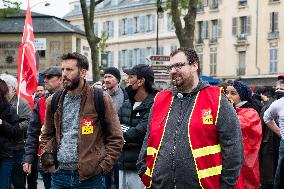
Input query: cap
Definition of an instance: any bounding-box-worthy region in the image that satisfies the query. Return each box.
[104,67,121,81]
[123,64,154,83]
[278,74,284,80]
[42,66,62,77]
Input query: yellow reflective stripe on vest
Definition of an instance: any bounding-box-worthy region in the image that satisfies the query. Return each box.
[198,165,222,179]
[145,167,152,177]
[192,144,221,158]
[147,147,158,156]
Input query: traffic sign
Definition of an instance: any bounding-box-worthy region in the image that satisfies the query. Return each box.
[149,55,170,62]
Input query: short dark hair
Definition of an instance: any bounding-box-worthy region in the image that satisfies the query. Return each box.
[61,52,89,71]
[0,79,9,103]
[170,47,200,75]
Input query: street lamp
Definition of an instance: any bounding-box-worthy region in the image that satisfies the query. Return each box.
[156,0,164,55]
[31,1,50,9]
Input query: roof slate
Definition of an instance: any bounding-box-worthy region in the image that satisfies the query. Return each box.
[0,9,85,35]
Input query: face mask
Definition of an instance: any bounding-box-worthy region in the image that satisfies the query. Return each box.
[275,89,284,99]
[125,85,138,100]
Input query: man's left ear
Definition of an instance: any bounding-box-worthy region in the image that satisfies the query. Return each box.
[138,77,145,87]
[80,69,87,78]
[192,62,198,72]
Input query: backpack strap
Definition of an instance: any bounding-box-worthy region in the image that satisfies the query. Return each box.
[94,87,105,126]
[51,90,67,114]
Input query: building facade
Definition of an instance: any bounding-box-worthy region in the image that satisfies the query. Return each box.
[65,0,284,86]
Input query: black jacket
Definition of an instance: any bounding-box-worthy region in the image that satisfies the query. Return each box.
[0,101,20,159]
[118,93,156,170]
[23,108,41,164]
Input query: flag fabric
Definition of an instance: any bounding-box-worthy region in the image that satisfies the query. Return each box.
[17,0,38,110]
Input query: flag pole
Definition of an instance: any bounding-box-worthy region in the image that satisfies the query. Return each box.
[17,44,26,114]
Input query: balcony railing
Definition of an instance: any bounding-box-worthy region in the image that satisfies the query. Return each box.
[268,31,279,39]
[237,33,247,41]
[210,38,218,43]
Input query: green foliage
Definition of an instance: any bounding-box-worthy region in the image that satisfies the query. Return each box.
[98,31,108,53]
[0,0,20,18]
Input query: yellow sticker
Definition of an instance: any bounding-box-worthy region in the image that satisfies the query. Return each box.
[203,115,213,124]
[82,126,94,134]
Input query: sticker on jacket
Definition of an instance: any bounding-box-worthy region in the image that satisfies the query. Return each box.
[202,109,213,124]
[82,118,94,134]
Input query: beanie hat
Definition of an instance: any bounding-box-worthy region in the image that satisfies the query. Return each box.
[232,80,252,102]
[104,67,121,82]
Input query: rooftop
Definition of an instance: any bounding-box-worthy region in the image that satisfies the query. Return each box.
[0,9,85,35]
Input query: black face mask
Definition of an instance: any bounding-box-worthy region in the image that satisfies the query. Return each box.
[275,90,284,99]
[125,85,138,100]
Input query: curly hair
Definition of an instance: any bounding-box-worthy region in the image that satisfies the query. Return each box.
[170,47,200,75]
[0,79,9,103]
[61,52,89,71]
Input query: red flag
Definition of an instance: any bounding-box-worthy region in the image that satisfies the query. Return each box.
[17,1,38,109]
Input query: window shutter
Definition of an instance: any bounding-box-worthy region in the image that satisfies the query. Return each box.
[203,21,209,39]
[270,12,273,32]
[110,21,114,37]
[275,12,279,31]
[139,16,146,33]
[218,19,222,38]
[119,20,122,36]
[247,16,251,35]
[118,51,121,68]
[232,17,237,36]
[151,15,156,32]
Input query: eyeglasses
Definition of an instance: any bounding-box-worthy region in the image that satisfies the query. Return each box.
[167,62,187,72]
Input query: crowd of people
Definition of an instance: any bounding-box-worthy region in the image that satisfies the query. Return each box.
[0,49,283,189]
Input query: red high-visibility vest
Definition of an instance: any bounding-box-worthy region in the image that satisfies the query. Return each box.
[141,86,223,189]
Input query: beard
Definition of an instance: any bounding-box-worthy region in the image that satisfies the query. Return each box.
[63,74,80,91]
[171,72,194,92]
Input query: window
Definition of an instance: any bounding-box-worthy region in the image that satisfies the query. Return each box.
[232,16,251,39]
[106,51,113,67]
[103,21,114,37]
[197,21,208,43]
[269,48,278,73]
[270,12,279,33]
[210,52,217,76]
[133,48,140,66]
[94,23,99,37]
[120,50,127,68]
[146,15,155,32]
[171,44,177,52]
[74,4,80,11]
[119,18,127,36]
[238,51,246,76]
[239,0,247,6]
[210,0,219,9]
[139,16,146,33]
[211,19,218,43]
[167,14,175,31]
[197,1,204,12]
[139,48,146,64]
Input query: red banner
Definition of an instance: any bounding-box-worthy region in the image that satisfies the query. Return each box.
[17,0,38,109]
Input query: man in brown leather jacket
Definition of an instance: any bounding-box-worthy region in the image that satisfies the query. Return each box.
[40,52,124,188]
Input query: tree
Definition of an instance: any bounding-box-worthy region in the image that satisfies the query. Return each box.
[80,0,104,82]
[166,0,198,48]
[0,0,20,18]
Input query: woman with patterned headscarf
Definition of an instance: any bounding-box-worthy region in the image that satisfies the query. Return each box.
[225,80,262,189]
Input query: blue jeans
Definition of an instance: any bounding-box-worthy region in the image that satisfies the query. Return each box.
[51,169,106,189]
[274,140,284,189]
[0,158,14,189]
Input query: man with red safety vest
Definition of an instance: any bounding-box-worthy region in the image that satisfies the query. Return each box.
[137,48,244,189]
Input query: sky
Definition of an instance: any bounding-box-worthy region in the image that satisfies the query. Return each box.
[20,0,73,18]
